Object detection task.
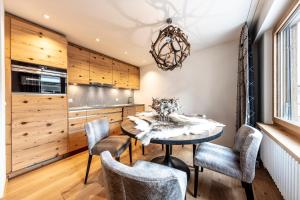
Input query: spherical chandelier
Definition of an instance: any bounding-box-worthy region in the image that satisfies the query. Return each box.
[150,18,191,71]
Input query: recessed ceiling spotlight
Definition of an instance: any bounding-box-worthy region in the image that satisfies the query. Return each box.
[124,51,128,55]
[43,14,50,19]
[96,38,100,42]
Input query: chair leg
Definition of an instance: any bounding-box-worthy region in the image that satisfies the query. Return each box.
[115,156,120,161]
[162,144,164,150]
[84,155,93,184]
[142,144,145,155]
[129,141,132,163]
[182,144,184,148]
[200,167,203,172]
[170,145,173,155]
[135,139,137,146]
[194,165,199,197]
[242,182,254,200]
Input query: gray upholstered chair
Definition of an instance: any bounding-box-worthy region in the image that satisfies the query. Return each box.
[84,119,132,184]
[100,151,187,200]
[193,124,263,200]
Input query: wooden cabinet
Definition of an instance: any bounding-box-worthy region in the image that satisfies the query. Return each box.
[68,117,87,152]
[11,18,67,69]
[89,53,113,84]
[68,107,123,152]
[11,94,68,171]
[109,122,122,135]
[5,15,12,174]
[135,105,145,113]
[68,45,90,84]
[128,65,140,90]
[123,105,145,120]
[113,61,129,88]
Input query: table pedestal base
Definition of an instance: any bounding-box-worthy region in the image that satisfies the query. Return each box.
[150,145,190,180]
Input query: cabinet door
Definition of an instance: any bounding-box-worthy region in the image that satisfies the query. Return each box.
[113,61,129,88]
[68,117,87,152]
[128,66,140,90]
[68,45,90,84]
[89,53,113,84]
[11,18,67,69]
[109,122,121,135]
[11,94,68,171]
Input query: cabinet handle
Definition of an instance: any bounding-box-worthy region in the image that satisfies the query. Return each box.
[46,123,52,127]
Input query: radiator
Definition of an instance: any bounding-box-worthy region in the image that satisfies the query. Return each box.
[260,133,300,200]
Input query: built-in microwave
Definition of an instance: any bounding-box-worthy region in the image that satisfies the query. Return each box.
[12,61,67,94]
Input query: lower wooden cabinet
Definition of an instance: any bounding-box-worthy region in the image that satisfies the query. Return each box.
[11,94,68,171]
[109,122,122,135]
[68,107,124,152]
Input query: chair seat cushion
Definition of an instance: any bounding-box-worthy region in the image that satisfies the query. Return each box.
[194,142,242,180]
[91,135,130,157]
[133,160,187,199]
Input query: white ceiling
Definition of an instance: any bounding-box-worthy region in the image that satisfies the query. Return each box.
[4,0,253,66]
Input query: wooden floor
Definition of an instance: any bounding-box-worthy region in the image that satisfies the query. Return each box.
[4,143,283,200]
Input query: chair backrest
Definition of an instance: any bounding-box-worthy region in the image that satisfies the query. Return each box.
[84,119,109,154]
[100,151,185,200]
[233,124,263,183]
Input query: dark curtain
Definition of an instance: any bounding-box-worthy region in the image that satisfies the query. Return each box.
[236,23,255,130]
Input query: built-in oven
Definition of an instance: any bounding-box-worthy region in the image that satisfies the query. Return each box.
[12,61,67,94]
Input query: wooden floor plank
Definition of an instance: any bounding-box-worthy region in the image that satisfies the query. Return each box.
[4,142,283,200]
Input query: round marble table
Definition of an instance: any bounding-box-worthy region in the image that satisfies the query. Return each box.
[121,119,224,179]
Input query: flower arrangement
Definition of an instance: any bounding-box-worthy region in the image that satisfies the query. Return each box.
[151,98,180,121]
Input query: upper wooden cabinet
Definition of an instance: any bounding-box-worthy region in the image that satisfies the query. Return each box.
[66,43,140,89]
[128,65,140,90]
[113,61,129,88]
[11,18,67,69]
[89,53,113,84]
[68,45,90,84]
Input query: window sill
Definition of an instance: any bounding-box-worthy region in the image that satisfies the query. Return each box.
[257,123,300,162]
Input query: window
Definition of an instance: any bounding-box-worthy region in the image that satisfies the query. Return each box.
[275,5,300,126]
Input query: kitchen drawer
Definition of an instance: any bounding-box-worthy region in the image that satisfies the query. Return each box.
[135,105,145,113]
[68,131,87,152]
[69,110,87,118]
[86,107,122,116]
[69,117,87,134]
[109,122,121,135]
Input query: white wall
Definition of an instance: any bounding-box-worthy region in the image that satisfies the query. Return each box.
[135,40,238,147]
[0,0,6,197]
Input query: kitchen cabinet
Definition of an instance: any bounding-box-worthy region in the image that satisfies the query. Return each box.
[68,107,123,152]
[11,18,67,69]
[5,14,12,174]
[113,61,129,88]
[128,65,140,90]
[123,105,145,120]
[68,45,90,84]
[68,114,87,152]
[89,53,113,84]
[11,94,68,171]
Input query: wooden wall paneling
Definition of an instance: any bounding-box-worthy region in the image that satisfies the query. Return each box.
[11,94,68,171]
[112,61,129,88]
[89,53,113,84]
[11,18,67,69]
[128,65,140,89]
[67,44,90,84]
